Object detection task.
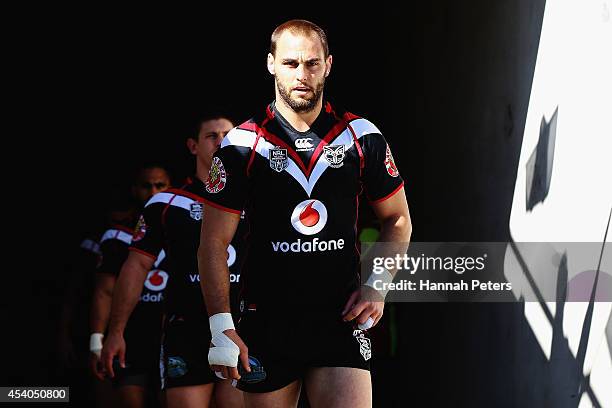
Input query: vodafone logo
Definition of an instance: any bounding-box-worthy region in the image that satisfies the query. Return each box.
[144,269,169,291]
[291,199,328,235]
[227,244,236,267]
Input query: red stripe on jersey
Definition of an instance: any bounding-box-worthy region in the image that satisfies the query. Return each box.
[200,197,243,215]
[369,182,405,204]
[241,122,308,174]
[128,247,157,260]
[164,188,204,203]
[306,119,349,175]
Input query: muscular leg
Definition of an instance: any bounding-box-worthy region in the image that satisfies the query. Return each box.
[244,380,301,408]
[116,385,146,408]
[214,379,244,408]
[165,384,215,408]
[304,367,371,408]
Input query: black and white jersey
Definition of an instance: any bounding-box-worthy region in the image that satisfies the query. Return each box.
[201,101,404,312]
[97,216,168,336]
[129,177,246,318]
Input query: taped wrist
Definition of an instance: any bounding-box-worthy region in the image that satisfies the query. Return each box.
[89,333,104,357]
[208,313,239,367]
[363,268,393,299]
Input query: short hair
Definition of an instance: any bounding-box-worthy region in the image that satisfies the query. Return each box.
[188,113,236,141]
[270,19,329,57]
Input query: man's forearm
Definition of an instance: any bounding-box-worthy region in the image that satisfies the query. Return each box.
[90,273,115,334]
[107,263,147,334]
[90,287,113,334]
[198,239,231,315]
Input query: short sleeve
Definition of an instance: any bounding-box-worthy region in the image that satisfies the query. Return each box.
[200,129,251,214]
[129,202,164,260]
[97,227,132,276]
[361,132,404,203]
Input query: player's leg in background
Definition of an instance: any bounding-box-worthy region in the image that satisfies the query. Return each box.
[304,367,371,408]
[243,380,301,408]
[165,384,215,408]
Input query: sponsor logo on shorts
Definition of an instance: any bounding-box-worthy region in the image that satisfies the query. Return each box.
[144,269,169,291]
[384,144,399,177]
[323,145,345,168]
[353,330,372,361]
[269,147,289,172]
[295,137,314,152]
[205,157,226,193]
[167,356,188,378]
[132,215,147,242]
[189,202,203,220]
[291,199,328,235]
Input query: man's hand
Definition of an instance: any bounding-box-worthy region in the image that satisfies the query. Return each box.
[89,352,106,381]
[341,286,385,329]
[209,329,251,380]
[101,332,126,378]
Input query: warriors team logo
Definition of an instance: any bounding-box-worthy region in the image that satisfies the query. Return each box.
[353,330,372,361]
[205,157,226,193]
[144,269,169,291]
[384,144,399,177]
[291,199,328,235]
[189,202,203,221]
[132,215,147,242]
[269,147,288,172]
[323,145,345,168]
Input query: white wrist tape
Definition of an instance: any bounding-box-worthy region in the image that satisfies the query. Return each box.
[358,317,375,330]
[364,268,394,299]
[208,313,239,367]
[89,333,104,357]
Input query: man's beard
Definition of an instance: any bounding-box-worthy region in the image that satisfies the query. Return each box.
[277,78,325,113]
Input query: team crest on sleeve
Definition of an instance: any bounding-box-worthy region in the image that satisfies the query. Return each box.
[323,145,345,168]
[205,157,226,193]
[189,202,203,220]
[384,144,399,177]
[269,147,288,172]
[132,215,147,242]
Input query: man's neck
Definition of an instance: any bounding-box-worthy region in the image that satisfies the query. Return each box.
[274,94,323,132]
[196,163,210,184]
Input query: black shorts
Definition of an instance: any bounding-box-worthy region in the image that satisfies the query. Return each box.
[112,330,162,389]
[236,308,371,393]
[161,315,219,389]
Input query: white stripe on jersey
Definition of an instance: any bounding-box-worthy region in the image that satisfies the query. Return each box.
[221,128,257,149]
[100,229,132,245]
[258,118,380,196]
[153,249,166,268]
[221,118,381,196]
[145,192,200,212]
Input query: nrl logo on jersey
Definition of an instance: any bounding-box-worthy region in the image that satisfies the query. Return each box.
[189,202,203,221]
[269,147,288,173]
[323,145,345,168]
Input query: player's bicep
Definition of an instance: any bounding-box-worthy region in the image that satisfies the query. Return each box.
[370,186,411,229]
[200,204,241,248]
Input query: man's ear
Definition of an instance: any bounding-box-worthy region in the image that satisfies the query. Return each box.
[186,138,197,155]
[267,53,275,76]
[325,54,333,78]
